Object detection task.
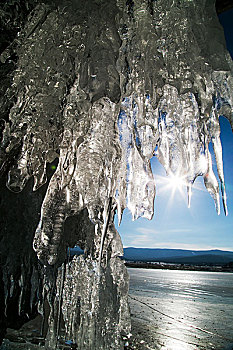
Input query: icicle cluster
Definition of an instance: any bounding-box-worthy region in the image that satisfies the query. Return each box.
[116,0,233,218]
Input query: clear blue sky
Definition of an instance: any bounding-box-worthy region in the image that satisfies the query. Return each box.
[116,10,233,252]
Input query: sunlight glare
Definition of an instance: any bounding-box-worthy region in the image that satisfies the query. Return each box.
[155,172,189,209]
[166,173,188,205]
[167,173,186,190]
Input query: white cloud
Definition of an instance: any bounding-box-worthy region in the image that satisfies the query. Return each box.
[165,228,193,233]
[125,233,156,247]
[135,227,160,235]
[135,227,193,235]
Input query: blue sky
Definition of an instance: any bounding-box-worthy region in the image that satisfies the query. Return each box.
[116,10,233,252]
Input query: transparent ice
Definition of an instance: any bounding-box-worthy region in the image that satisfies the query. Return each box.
[0,0,232,348]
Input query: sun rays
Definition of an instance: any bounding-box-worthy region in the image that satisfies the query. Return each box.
[155,171,207,211]
[156,173,188,205]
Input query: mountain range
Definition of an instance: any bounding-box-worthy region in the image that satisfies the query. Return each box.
[123,247,233,265]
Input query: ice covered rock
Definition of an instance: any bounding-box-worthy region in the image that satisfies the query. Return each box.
[0,0,232,348]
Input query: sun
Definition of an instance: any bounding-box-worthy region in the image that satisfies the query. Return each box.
[155,171,190,208]
[166,173,189,202]
[167,173,186,190]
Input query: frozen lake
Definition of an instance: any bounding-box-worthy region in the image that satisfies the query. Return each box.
[128,268,233,350]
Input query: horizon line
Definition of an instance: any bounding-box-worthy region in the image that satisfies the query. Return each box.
[123,246,233,252]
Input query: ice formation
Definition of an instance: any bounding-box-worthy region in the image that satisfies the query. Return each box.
[0,0,232,349]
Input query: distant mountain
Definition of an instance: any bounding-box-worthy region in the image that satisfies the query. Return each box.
[123,247,233,265]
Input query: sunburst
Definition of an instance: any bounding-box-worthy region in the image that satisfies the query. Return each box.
[155,171,207,210]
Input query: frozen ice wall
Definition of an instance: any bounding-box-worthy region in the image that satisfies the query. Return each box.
[117,0,233,218]
[0,0,232,348]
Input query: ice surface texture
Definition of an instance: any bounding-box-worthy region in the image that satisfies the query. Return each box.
[0,0,232,348]
[1,0,232,262]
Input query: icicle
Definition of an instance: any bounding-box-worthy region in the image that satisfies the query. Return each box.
[211,131,228,216]
[57,262,66,340]
[221,181,228,216]
[18,264,24,316]
[33,161,47,191]
[187,183,192,209]
[127,144,155,220]
[204,148,220,215]
[98,197,112,267]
